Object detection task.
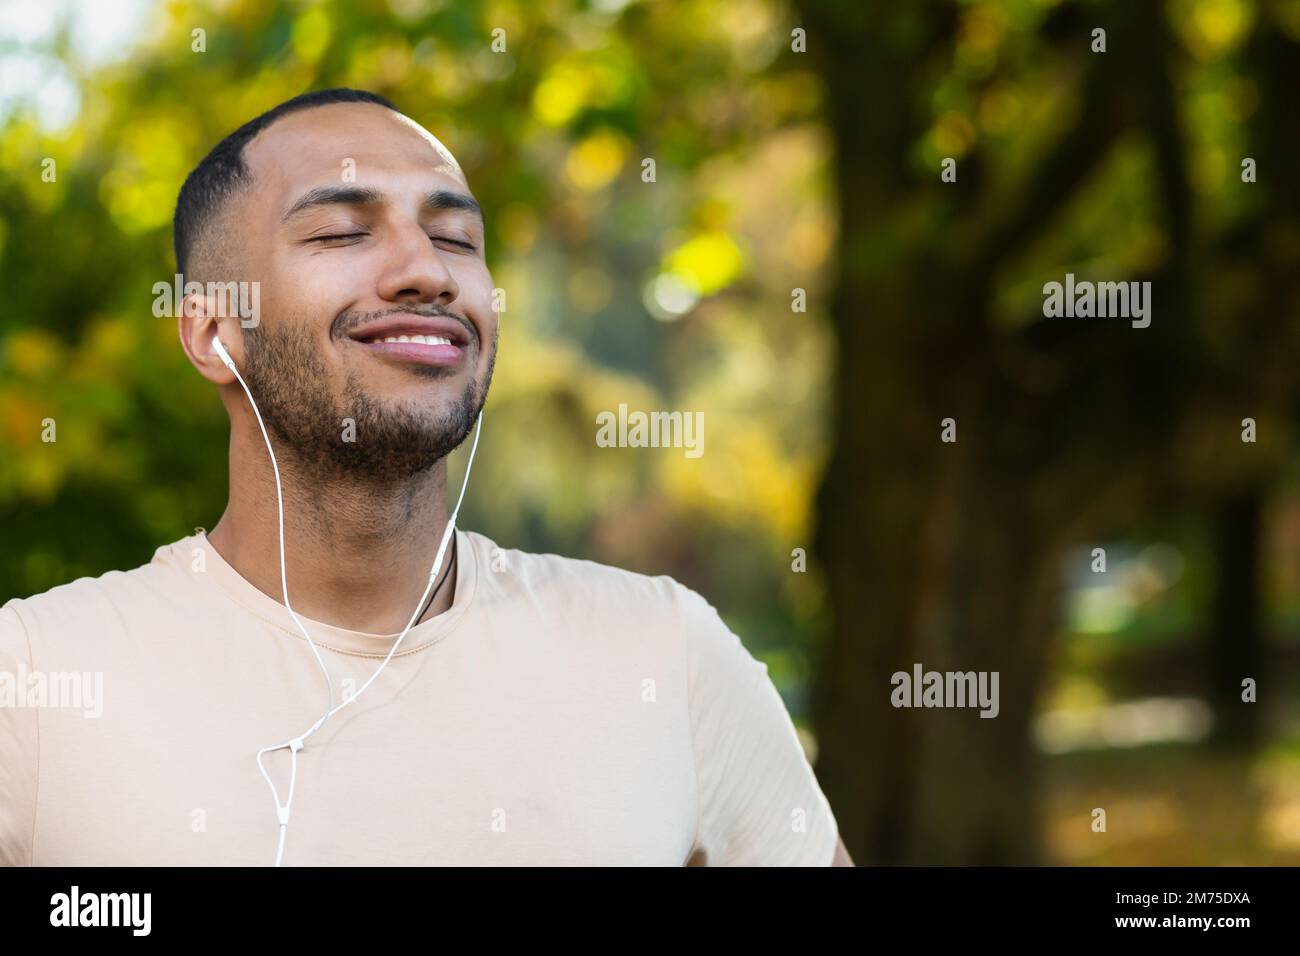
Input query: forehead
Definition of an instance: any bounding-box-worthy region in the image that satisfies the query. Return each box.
[242,102,469,210]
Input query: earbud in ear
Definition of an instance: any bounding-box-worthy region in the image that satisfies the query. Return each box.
[211,334,237,372]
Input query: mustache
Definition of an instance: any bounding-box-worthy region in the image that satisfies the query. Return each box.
[331,304,477,344]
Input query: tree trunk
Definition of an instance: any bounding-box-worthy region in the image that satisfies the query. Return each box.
[1206,491,1263,752]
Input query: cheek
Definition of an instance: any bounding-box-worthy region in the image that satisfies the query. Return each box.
[265,253,359,333]
[456,264,496,320]
[286,255,356,302]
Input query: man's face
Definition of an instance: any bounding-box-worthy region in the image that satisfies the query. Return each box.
[229,102,496,480]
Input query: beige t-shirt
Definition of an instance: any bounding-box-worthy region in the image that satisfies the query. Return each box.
[0,530,838,866]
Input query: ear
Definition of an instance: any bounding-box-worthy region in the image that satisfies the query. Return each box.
[178,291,238,385]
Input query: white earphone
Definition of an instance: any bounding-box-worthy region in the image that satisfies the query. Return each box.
[210,334,236,372]
[211,332,483,866]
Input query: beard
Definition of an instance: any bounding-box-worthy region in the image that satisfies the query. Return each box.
[240,318,493,483]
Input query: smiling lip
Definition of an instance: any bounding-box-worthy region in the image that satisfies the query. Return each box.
[346,314,473,368]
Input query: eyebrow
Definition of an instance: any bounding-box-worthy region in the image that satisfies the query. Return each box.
[281,185,484,225]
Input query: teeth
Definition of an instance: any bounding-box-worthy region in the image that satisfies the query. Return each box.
[377,334,453,346]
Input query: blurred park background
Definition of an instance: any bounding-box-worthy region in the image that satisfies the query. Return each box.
[3,0,1300,865]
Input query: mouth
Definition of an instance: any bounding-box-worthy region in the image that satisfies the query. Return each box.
[346,314,473,368]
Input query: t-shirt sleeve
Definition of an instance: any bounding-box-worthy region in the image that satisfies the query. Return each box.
[0,603,39,867]
[679,585,839,866]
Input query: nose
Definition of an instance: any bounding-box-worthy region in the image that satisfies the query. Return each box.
[375,221,461,306]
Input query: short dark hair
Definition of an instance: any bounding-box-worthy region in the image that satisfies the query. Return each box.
[172,87,397,277]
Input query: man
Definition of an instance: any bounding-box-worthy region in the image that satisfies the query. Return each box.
[0,88,851,866]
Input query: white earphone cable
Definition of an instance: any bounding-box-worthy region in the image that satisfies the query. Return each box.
[212,334,482,866]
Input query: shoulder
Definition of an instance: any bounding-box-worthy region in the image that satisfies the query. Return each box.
[463,531,723,634]
[1,539,192,652]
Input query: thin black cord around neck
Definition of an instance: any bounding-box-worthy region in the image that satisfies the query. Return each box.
[413,532,458,626]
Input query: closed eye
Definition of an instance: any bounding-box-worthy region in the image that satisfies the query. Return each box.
[308,232,368,243]
[432,236,477,251]
[305,233,476,251]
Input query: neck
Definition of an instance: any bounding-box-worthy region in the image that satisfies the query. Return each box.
[207,422,459,634]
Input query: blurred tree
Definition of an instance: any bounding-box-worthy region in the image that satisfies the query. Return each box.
[1207,490,1263,751]
[797,0,1299,863]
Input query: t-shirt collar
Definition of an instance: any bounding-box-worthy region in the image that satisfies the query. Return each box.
[159,529,478,658]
